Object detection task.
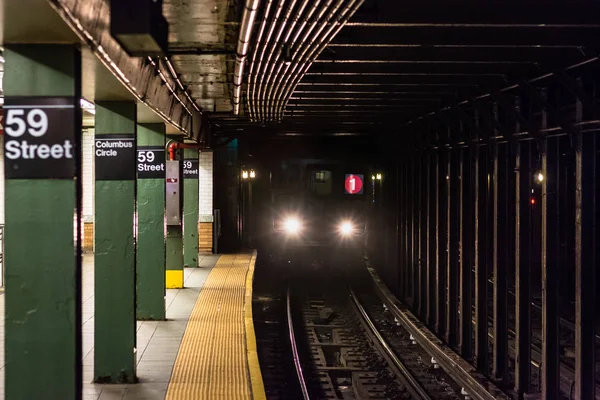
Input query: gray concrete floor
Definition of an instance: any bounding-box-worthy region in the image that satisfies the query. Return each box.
[0,254,219,400]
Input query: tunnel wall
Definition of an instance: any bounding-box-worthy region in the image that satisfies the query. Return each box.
[367,68,600,393]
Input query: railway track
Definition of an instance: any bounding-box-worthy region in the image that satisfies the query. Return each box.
[286,282,464,399]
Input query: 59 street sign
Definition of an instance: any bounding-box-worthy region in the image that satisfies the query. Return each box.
[4,97,77,179]
[137,146,165,179]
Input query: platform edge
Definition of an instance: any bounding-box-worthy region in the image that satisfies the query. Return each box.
[245,250,267,400]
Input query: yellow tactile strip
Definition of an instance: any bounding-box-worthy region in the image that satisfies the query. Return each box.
[166,253,265,399]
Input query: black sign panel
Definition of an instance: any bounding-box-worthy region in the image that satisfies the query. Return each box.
[4,96,77,179]
[183,159,199,179]
[137,146,165,179]
[95,134,136,180]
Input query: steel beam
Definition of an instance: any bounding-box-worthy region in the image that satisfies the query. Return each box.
[514,141,532,397]
[574,123,596,399]
[436,150,448,335]
[426,153,435,326]
[416,154,423,315]
[475,145,490,374]
[447,148,460,347]
[492,143,509,383]
[541,137,561,400]
[459,145,474,360]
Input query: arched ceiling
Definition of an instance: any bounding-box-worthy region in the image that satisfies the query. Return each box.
[210,0,600,138]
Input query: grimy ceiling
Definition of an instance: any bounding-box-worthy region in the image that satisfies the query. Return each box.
[196,0,600,140]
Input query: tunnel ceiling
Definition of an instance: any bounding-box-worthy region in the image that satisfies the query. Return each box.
[164,0,242,113]
[209,0,600,138]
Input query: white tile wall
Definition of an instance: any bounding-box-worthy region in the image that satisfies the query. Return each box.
[199,151,213,220]
[82,128,94,221]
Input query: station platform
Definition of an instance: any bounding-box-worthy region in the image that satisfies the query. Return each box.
[0,252,264,400]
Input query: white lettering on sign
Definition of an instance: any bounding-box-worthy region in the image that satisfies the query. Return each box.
[4,108,73,160]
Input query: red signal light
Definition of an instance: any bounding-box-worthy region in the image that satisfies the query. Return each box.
[531,197,536,205]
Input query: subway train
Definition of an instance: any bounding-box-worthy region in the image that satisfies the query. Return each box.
[262,159,369,266]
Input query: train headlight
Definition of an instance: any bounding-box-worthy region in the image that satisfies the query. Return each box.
[283,217,302,234]
[338,221,354,236]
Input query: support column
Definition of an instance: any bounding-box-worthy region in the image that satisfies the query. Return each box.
[136,123,166,320]
[4,44,82,400]
[166,155,184,288]
[94,101,137,383]
[183,149,199,267]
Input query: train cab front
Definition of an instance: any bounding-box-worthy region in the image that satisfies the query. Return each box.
[268,213,366,266]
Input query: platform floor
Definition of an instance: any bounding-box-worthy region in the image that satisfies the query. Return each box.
[0,254,220,400]
[166,253,260,400]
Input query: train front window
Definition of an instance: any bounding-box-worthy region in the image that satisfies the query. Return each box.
[310,170,332,196]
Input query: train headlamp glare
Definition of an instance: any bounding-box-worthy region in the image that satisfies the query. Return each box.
[283,217,301,234]
[339,221,354,236]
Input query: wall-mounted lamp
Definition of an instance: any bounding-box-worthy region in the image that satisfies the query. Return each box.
[242,170,249,180]
[242,169,256,180]
[249,169,256,178]
[376,173,382,181]
[536,172,544,183]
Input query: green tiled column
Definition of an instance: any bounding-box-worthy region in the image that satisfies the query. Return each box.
[4,44,82,400]
[94,101,137,383]
[136,124,166,319]
[183,148,199,267]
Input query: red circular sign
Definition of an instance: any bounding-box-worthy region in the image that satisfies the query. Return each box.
[345,174,363,194]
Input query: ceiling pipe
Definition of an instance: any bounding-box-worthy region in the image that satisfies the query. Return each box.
[276,0,364,119]
[167,141,205,161]
[254,0,299,120]
[252,0,287,122]
[270,0,351,119]
[261,0,317,121]
[233,0,261,115]
[249,0,335,121]
[247,0,275,121]
[263,0,331,121]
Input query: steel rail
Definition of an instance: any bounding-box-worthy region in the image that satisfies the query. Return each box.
[286,287,310,400]
[366,264,511,400]
[349,289,432,400]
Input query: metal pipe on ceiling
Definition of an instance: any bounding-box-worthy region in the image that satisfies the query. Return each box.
[253,0,340,121]
[263,0,325,121]
[255,0,301,121]
[233,0,261,115]
[274,0,364,120]
[247,0,275,121]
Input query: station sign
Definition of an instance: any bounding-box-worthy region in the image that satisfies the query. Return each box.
[4,97,77,179]
[95,133,136,180]
[345,174,364,195]
[183,159,199,178]
[137,146,165,179]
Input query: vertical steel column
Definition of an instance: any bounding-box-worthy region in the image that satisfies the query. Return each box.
[575,129,596,399]
[475,145,490,374]
[433,151,441,327]
[515,141,532,397]
[402,161,409,300]
[416,154,423,315]
[4,44,82,400]
[426,153,435,326]
[493,143,508,382]
[136,123,166,320]
[397,162,405,297]
[460,146,474,360]
[541,137,560,400]
[447,148,459,346]
[421,155,429,319]
[409,159,415,305]
[436,150,448,334]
